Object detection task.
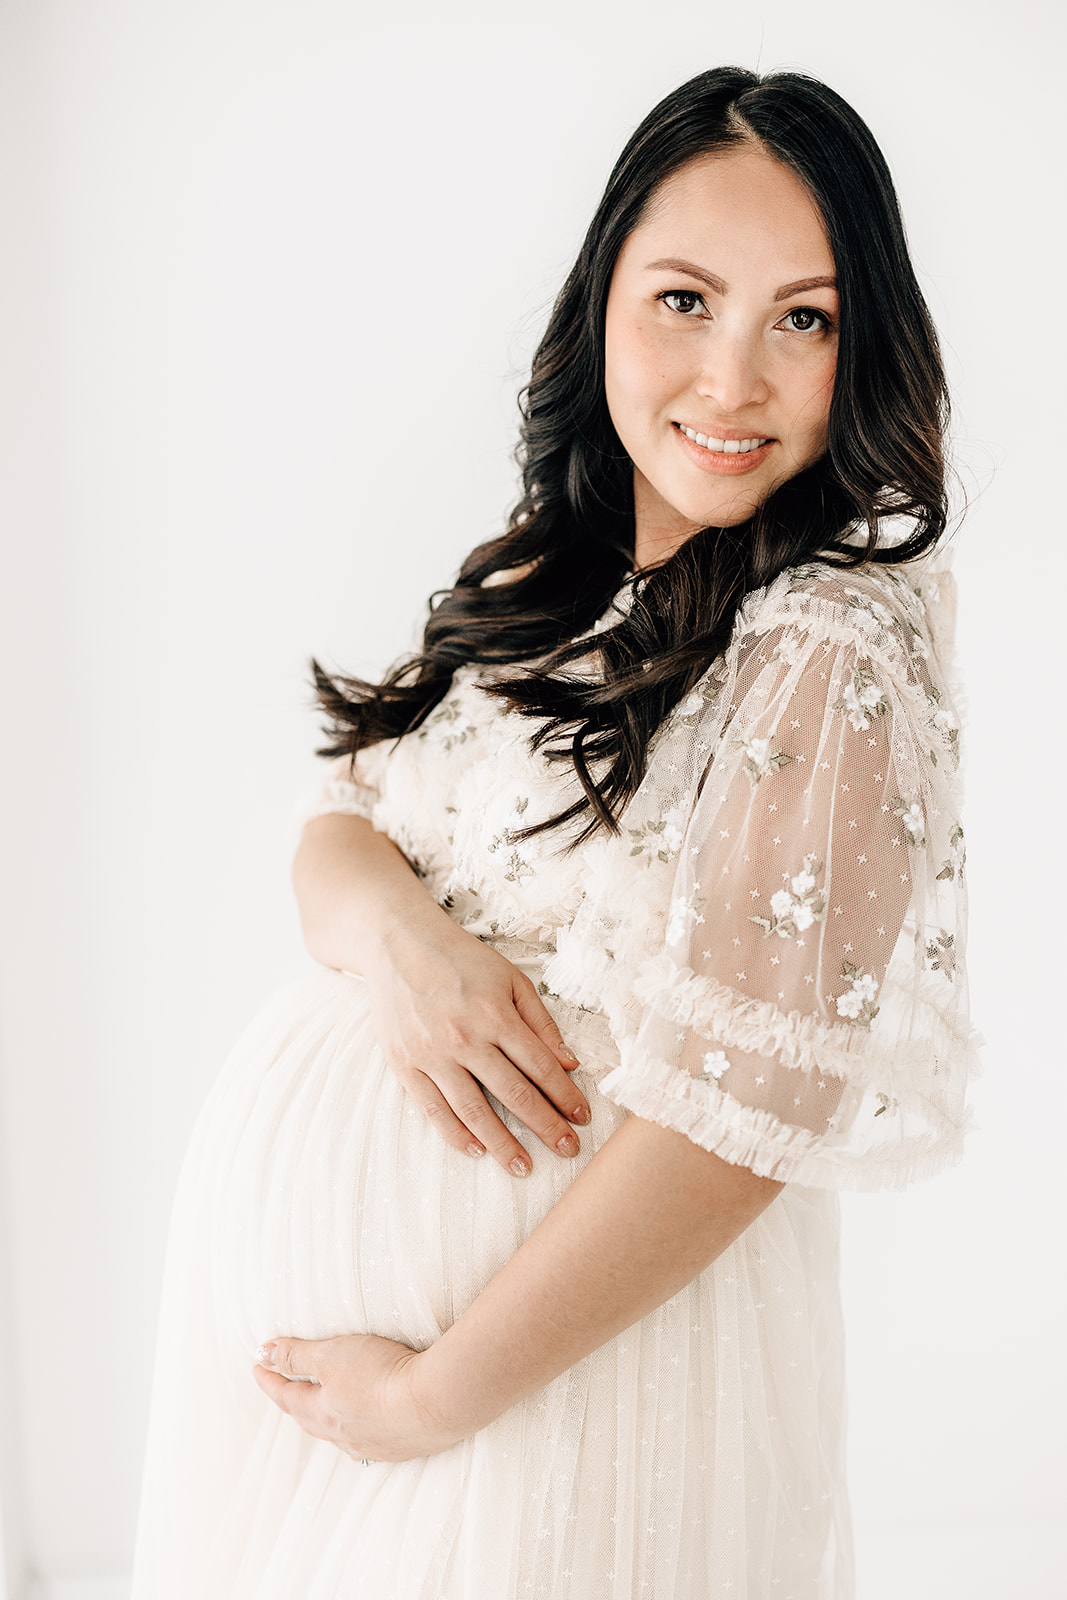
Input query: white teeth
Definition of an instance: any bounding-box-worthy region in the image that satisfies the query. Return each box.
[680,424,768,455]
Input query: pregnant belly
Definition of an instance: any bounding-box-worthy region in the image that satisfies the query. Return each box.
[200,967,624,1367]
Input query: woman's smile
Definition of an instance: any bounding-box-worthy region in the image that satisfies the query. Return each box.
[672,421,775,472]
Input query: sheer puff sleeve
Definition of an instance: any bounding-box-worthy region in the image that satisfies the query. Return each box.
[293,745,390,831]
[544,566,978,1190]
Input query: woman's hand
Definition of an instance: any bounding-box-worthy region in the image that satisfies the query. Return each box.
[253,1335,456,1463]
[294,812,590,1176]
[363,908,591,1177]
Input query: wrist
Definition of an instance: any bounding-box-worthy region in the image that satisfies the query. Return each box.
[401,1348,472,1453]
[367,894,462,977]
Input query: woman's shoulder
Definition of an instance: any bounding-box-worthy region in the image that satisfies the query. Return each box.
[731,555,946,682]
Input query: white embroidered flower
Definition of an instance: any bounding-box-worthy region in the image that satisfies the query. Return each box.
[836,988,864,1020]
[661,821,684,854]
[739,735,794,788]
[772,633,802,666]
[836,669,889,732]
[700,1050,729,1081]
[891,796,926,848]
[836,963,880,1028]
[677,691,705,719]
[750,855,827,940]
[900,803,924,839]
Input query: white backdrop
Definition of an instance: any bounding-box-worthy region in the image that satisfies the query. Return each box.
[1,1,1064,1596]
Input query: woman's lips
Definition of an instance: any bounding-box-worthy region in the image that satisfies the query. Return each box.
[672,421,775,475]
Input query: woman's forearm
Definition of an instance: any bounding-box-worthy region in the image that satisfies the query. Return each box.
[292,811,455,977]
[412,1115,783,1440]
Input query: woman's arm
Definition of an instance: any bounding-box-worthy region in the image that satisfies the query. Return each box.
[255,1112,781,1459]
[293,813,590,1173]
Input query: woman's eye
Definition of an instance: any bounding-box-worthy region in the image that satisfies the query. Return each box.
[781,306,830,333]
[659,290,706,316]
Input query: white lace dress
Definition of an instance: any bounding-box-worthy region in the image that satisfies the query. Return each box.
[132,561,976,1600]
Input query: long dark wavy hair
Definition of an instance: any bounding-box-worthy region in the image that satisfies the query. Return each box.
[315,66,949,843]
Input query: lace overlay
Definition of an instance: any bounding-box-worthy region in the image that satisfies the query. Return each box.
[307,560,976,1189]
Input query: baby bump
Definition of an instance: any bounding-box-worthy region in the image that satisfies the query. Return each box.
[201,967,623,1367]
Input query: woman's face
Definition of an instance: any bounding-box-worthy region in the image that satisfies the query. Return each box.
[604,144,839,568]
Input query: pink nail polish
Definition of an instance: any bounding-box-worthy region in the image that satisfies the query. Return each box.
[255,1343,276,1366]
[559,1042,580,1066]
[571,1106,591,1126]
[556,1134,579,1156]
[510,1156,530,1178]
[467,1142,486,1158]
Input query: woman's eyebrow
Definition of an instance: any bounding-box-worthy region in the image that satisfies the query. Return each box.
[774,276,837,301]
[644,257,726,293]
[644,258,837,302]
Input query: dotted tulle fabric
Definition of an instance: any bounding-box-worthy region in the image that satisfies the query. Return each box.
[133,559,975,1599]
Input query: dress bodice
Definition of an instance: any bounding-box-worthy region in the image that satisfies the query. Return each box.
[302,558,977,1190]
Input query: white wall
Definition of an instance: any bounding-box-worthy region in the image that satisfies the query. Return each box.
[1,0,1063,1593]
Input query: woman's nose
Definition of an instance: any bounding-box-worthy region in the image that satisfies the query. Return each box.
[695,331,770,414]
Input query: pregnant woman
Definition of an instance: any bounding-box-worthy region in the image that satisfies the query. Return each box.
[132,66,975,1599]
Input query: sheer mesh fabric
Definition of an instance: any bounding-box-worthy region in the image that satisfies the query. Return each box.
[130,557,978,1599]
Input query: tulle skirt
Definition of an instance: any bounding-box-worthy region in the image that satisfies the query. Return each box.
[132,967,853,1599]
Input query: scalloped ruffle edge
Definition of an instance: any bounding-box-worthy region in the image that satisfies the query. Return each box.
[598,1051,970,1192]
[543,936,981,1102]
[630,954,981,1095]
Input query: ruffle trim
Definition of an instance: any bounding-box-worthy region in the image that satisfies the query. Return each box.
[598,1052,970,1192]
[629,955,981,1098]
[293,778,379,830]
[734,583,913,679]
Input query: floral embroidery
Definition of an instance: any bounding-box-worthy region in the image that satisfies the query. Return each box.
[628,808,686,863]
[891,797,926,849]
[417,694,478,752]
[666,891,706,948]
[834,667,889,732]
[771,632,802,666]
[874,1091,899,1117]
[925,930,957,980]
[739,736,794,788]
[927,687,960,763]
[487,796,536,883]
[843,590,894,628]
[836,962,880,1028]
[695,1049,729,1083]
[750,855,827,938]
[935,823,966,882]
[672,678,722,727]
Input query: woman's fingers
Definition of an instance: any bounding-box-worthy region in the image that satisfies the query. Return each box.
[403,1056,580,1177]
[256,1336,326,1381]
[508,978,591,1125]
[401,1068,489,1161]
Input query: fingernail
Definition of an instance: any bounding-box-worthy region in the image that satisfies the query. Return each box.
[255,1343,276,1366]
[570,1105,591,1126]
[467,1142,486,1158]
[556,1133,579,1157]
[558,1042,580,1066]
[510,1156,530,1178]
